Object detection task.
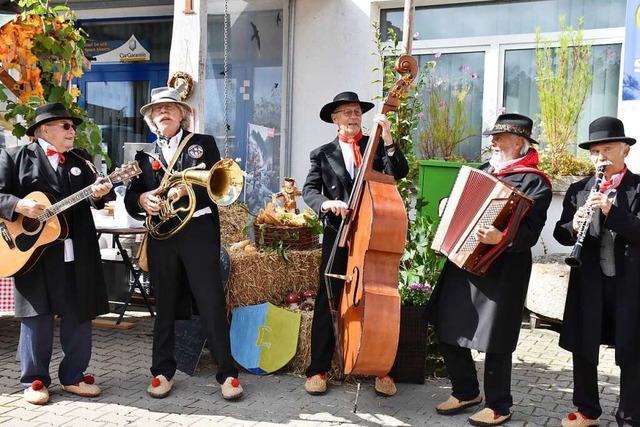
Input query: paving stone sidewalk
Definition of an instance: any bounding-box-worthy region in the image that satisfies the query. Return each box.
[0,312,620,426]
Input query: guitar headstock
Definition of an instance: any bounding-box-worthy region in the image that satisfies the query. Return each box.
[109,161,142,184]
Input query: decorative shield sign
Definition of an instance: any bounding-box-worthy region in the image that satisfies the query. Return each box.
[230,302,301,374]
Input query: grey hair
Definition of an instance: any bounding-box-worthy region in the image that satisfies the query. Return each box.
[520,139,532,156]
[143,103,192,134]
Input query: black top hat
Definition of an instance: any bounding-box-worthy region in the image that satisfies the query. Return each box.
[578,116,636,149]
[26,103,83,136]
[482,113,538,144]
[319,91,375,123]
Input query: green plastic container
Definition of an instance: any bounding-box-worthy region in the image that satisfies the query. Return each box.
[417,159,481,223]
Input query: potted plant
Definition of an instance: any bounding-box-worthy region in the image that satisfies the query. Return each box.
[527,16,595,327]
[414,53,481,222]
[0,0,103,160]
[535,15,594,184]
[390,214,446,383]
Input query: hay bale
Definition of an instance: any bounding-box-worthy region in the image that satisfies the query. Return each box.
[219,204,251,247]
[285,310,313,376]
[226,249,321,310]
[282,310,344,379]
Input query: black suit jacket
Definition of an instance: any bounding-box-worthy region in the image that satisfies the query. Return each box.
[302,135,409,231]
[0,143,109,321]
[124,131,221,227]
[554,171,640,365]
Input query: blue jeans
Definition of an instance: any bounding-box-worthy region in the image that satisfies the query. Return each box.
[19,262,92,388]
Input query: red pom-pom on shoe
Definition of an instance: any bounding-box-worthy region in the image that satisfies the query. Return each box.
[83,374,95,385]
[231,378,240,387]
[568,412,578,421]
[151,378,161,387]
[31,380,44,391]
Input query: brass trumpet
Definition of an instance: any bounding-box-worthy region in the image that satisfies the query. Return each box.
[145,159,244,239]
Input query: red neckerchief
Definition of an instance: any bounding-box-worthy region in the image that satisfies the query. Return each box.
[46,149,65,164]
[338,130,363,168]
[492,148,552,189]
[600,166,627,192]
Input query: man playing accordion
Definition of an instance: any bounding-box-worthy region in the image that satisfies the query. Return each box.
[427,113,552,426]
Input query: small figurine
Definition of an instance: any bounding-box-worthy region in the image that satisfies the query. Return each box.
[272,177,302,214]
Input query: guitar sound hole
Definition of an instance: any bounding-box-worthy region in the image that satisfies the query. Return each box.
[22,217,42,235]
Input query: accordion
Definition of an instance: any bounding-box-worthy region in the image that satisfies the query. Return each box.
[431,166,534,276]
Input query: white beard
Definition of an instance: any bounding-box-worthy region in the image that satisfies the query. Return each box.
[489,150,510,170]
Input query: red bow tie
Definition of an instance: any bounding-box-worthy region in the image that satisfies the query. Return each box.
[46,149,65,164]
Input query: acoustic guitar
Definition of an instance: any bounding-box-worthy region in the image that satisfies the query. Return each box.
[0,161,141,278]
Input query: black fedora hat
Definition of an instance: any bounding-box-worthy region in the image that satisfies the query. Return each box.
[319,91,375,123]
[26,103,83,136]
[578,116,636,149]
[482,113,538,144]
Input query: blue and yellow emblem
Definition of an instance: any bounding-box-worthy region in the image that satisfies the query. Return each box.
[230,302,301,374]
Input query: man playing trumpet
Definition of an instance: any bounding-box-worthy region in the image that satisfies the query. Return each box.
[554,116,640,427]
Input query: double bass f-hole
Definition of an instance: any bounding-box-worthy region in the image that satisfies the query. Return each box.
[350,267,361,307]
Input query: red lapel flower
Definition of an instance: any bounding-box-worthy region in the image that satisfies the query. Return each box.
[152,160,161,171]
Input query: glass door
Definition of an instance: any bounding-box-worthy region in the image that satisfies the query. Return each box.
[77,63,169,171]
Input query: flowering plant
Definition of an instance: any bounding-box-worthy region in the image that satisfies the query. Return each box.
[418,53,478,161]
[398,214,442,306]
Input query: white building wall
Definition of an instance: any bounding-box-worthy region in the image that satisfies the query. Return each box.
[290,0,384,190]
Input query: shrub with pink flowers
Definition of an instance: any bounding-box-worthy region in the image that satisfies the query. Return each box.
[418,53,478,160]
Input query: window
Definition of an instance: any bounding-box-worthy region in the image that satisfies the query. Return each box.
[381,0,624,158]
[206,1,286,214]
[503,44,621,152]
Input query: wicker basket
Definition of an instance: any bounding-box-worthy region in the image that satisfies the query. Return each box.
[253,223,319,250]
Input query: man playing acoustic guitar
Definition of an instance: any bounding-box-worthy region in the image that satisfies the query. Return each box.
[0,103,112,405]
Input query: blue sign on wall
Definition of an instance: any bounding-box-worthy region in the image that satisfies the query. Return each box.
[623,0,640,100]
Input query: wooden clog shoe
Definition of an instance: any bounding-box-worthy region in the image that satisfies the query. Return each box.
[468,408,512,426]
[436,394,483,415]
[147,375,173,399]
[304,374,327,395]
[221,377,243,400]
[374,375,397,396]
[62,374,101,397]
[561,412,599,427]
[24,380,49,405]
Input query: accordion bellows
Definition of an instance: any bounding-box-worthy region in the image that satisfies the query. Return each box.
[431,166,533,276]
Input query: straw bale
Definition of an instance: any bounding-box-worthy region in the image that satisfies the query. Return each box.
[226,249,321,310]
[219,204,251,247]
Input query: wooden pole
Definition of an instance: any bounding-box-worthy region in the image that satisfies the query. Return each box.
[402,0,415,55]
[0,67,21,96]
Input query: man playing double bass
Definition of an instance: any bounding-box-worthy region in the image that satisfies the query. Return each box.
[302,91,409,396]
[427,114,552,426]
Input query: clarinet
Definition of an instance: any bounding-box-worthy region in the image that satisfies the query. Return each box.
[564,161,611,267]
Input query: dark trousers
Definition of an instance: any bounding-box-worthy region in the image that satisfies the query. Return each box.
[573,353,640,426]
[148,215,237,384]
[439,342,513,415]
[572,273,640,426]
[19,262,92,387]
[306,225,347,377]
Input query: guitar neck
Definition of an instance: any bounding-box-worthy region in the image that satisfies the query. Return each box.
[38,179,111,222]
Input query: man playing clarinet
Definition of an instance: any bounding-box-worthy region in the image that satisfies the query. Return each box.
[554,116,640,427]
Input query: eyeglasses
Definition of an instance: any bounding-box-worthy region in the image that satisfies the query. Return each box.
[333,109,363,117]
[152,103,178,113]
[47,122,76,131]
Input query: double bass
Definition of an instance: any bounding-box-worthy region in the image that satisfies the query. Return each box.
[325,55,418,376]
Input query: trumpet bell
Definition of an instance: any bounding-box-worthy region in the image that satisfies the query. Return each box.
[208,159,244,206]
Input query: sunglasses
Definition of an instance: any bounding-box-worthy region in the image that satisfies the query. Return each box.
[47,122,77,131]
